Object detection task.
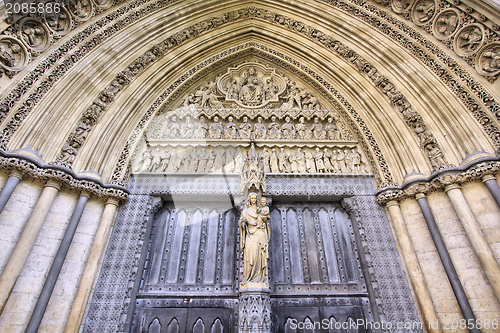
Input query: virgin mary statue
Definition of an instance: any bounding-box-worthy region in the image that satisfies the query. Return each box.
[239,193,271,286]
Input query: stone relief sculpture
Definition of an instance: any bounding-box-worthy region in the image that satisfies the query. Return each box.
[239,193,270,286]
[477,43,500,77]
[455,24,484,55]
[19,19,49,51]
[0,37,27,71]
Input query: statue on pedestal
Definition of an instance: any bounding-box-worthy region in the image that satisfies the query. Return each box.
[239,193,271,287]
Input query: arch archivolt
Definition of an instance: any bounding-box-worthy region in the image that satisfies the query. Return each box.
[0,2,497,187]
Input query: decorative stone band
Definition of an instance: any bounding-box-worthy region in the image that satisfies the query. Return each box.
[0,148,128,202]
[376,152,500,205]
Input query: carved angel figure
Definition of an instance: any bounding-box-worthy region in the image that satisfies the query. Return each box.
[239,193,271,285]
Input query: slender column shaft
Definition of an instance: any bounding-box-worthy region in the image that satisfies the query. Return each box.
[0,180,61,316]
[26,192,89,333]
[63,198,119,333]
[416,194,480,333]
[386,201,442,333]
[444,184,500,303]
[0,171,23,215]
[482,175,500,208]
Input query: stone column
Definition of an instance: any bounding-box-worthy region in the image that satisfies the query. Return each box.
[0,180,61,315]
[416,193,480,333]
[26,192,89,333]
[444,184,500,302]
[481,174,500,208]
[386,201,441,333]
[239,288,271,333]
[0,170,23,214]
[64,198,119,333]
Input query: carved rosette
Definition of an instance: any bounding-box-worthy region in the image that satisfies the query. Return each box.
[238,291,271,333]
[453,23,485,56]
[0,36,29,72]
[18,18,51,52]
[475,42,500,79]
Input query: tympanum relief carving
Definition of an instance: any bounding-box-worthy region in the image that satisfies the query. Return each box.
[133,62,369,184]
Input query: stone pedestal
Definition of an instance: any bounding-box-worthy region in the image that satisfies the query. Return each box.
[238,287,271,333]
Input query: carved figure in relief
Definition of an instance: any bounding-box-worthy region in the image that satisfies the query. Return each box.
[414,0,435,23]
[311,117,326,140]
[160,149,171,172]
[225,149,235,173]
[296,116,312,140]
[270,148,279,173]
[481,48,500,73]
[0,44,17,67]
[226,77,240,100]
[224,116,238,139]
[337,149,347,173]
[281,116,295,140]
[139,149,152,172]
[254,116,267,139]
[288,149,299,173]
[278,148,290,173]
[194,116,209,139]
[304,150,316,173]
[209,116,224,139]
[239,116,253,139]
[351,148,362,173]
[325,117,340,140]
[302,93,320,110]
[74,118,92,138]
[330,150,338,173]
[46,11,69,33]
[181,93,196,109]
[234,147,244,173]
[427,144,447,169]
[180,116,194,139]
[189,149,199,172]
[239,193,270,285]
[458,27,482,53]
[213,150,226,172]
[164,115,180,138]
[71,0,91,17]
[296,148,306,173]
[314,148,326,173]
[268,116,281,139]
[197,147,209,173]
[261,148,271,173]
[206,150,216,173]
[151,148,162,172]
[264,78,279,100]
[22,24,45,48]
[181,151,192,173]
[323,149,334,173]
[240,67,263,104]
[167,150,181,173]
[435,12,459,37]
[344,149,352,173]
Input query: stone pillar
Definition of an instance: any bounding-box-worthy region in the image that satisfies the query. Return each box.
[481,174,500,208]
[0,179,61,316]
[416,193,480,333]
[64,198,119,333]
[386,201,442,333]
[239,288,271,333]
[444,184,500,303]
[0,170,23,215]
[26,192,89,333]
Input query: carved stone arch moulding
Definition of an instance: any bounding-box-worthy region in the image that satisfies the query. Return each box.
[0,0,498,150]
[108,44,394,187]
[36,6,464,185]
[0,6,497,183]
